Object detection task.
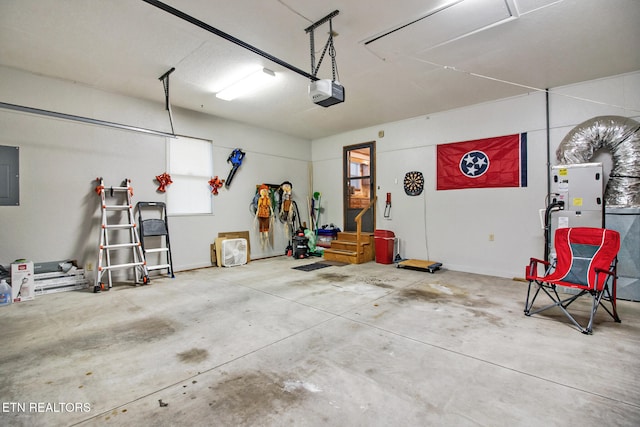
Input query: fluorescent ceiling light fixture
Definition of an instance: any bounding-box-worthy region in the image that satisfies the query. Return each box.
[215,68,276,101]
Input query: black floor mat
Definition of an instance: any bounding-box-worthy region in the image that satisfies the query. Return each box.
[318,260,347,267]
[292,263,332,272]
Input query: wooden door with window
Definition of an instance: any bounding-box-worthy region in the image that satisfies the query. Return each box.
[343,142,375,232]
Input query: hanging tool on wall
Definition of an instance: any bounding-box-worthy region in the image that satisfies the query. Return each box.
[384,192,392,218]
[158,67,176,134]
[225,148,246,188]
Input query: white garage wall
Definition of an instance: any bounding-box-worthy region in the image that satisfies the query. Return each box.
[169,115,312,270]
[0,66,311,277]
[2,66,638,280]
[311,71,640,278]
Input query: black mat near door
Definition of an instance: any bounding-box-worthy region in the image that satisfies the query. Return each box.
[292,262,332,272]
[318,260,347,267]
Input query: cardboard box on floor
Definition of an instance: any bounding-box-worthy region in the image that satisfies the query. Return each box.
[211,231,251,266]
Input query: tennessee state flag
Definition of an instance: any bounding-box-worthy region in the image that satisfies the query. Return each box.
[437,133,527,190]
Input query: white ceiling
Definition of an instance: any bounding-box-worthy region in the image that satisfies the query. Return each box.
[1,0,639,139]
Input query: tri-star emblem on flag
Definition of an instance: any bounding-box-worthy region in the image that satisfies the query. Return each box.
[460,151,489,178]
[437,133,527,190]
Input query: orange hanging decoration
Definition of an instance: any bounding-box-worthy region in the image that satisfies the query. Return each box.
[94,177,105,195]
[208,176,224,195]
[155,172,173,192]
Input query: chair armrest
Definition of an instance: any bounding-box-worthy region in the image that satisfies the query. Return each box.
[529,257,549,267]
[526,257,550,280]
[593,266,617,292]
[594,266,615,277]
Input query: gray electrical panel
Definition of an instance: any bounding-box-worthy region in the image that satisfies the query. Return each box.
[0,145,20,206]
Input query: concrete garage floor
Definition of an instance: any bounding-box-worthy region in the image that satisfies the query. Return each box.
[1,256,639,426]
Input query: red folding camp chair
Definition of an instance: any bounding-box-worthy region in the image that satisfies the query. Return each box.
[524,227,621,334]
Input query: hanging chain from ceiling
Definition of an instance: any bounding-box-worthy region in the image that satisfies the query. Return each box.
[305,10,340,82]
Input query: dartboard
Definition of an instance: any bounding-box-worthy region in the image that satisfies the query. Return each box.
[404,171,424,196]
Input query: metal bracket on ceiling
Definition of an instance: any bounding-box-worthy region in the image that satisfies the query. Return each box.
[159,67,176,135]
[305,10,340,81]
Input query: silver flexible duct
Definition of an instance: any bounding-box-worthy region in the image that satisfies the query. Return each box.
[556,115,640,207]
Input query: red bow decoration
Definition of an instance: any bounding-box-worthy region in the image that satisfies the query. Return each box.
[155,172,173,192]
[208,176,224,195]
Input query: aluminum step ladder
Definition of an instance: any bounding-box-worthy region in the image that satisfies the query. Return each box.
[136,201,175,278]
[95,177,150,292]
